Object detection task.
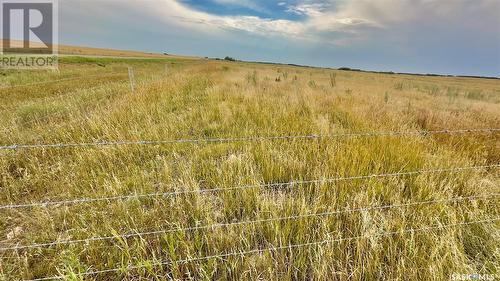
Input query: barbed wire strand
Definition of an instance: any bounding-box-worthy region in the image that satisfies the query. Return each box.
[1,128,499,151]
[24,217,500,281]
[1,164,498,210]
[1,193,498,252]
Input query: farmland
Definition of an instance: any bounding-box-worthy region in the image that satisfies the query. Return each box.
[0,55,499,280]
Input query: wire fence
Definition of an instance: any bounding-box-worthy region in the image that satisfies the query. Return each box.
[0,65,171,92]
[1,193,497,252]
[2,63,498,280]
[1,164,497,210]
[24,217,500,281]
[0,128,498,151]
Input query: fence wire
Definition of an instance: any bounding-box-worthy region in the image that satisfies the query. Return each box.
[1,164,497,210]
[23,217,500,281]
[1,128,498,151]
[1,193,497,251]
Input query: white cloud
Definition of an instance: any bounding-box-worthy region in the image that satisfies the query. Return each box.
[286,3,328,17]
[154,0,305,38]
[154,0,383,44]
[58,0,500,75]
[61,0,500,48]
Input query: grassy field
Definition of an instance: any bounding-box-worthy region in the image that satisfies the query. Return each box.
[0,55,499,280]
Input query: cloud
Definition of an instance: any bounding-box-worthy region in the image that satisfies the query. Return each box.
[286,2,329,17]
[58,0,500,76]
[62,0,500,47]
[157,0,383,44]
[153,0,305,39]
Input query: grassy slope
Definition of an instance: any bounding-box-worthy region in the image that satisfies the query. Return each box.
[0,57,499,280]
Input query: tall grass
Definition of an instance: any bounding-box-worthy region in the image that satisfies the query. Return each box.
[0,58,498,280]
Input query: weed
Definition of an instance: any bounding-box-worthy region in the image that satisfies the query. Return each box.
[446,87,459,102]
[394,82,404,90]
[466,90,485,100]
[282,71,289,80]
[329,73,337,88]
[426,85,440,96]
[246,70,258,85]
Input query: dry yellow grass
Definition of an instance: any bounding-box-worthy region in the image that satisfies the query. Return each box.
[0,56,499,280]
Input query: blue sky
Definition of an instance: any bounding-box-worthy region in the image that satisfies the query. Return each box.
[178,0,306,20]
[59,0,500,77]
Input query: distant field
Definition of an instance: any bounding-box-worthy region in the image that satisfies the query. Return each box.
[58,45,198,60]
[0,55,499,280]
[1,40,197,60]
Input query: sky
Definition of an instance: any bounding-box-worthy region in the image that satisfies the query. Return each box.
[59,0,500,77]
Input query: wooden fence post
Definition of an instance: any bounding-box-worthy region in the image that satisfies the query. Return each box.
[128,66,135,92]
